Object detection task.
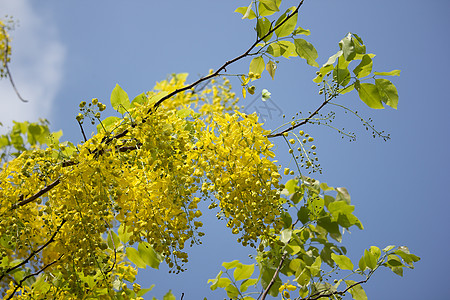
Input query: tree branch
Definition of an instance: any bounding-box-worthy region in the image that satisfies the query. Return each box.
[148,0,306,114]
[1,26,28,102]
[0,219,66,282]
[259,253,287,300]
[6,254,64,300]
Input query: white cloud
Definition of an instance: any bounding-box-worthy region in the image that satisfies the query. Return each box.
[0,0,65,132]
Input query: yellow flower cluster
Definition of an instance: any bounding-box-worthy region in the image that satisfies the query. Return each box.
[0,74,283,297]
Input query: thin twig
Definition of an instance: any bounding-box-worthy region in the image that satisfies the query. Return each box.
[0,219,66,282]
[1,26,28,102]
[6,254,64,300]
[260,253,287,300]
[149,0,306,114]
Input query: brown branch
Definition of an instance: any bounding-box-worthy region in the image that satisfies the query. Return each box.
[10,0,308,209]
[1,26,28,103]
[148,0,306,114]
[0,219,66,282]
[6,254,64,300]
[303,276,370,300]
[259,253,287,300]
[11,178,60,210]
[266,94,336,138]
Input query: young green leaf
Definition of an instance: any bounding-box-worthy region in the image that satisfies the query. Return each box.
[375,78,399,109]
[222,260,242,270]
[331,253,354,270]
[240,278,258,292]
[353,54,373,78]
[235,3,256,19]
[233,263,255,281]
[339,33,356,61]
[163,290,176,300]
[266,60,277,80]
[256,17,273,41]
[294,39,319,67]
[260,0,279,13]
[274,8,298,38]
[357,83,384,109]
[345,280,368,300]
[126,247,147,268]
[249,56,265,76]
[364,249,377,270]
[374,69,401,76]
[138,242,162,269]
[111,84,131,114]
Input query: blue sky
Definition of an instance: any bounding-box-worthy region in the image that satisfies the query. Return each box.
[1,0,449,299]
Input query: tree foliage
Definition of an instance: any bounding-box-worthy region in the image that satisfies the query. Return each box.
[0,1,418,299]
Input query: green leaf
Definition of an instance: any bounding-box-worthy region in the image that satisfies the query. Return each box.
[107,231,121,250]
[208,270,224,290]
[260,0,279,12]
[308,196,324,218]
[256,17,273,42]
[310,256,322,276]
[293,26,310,36]
[375,78,399,109]
[285,178,299,194]
[391,266,404,277]
[281,211,292,228]
[132,92,147,105]
[353,54,373,78]
[176,108,193,118]
[294,39,319,67]
[357,83,384,109]
[364,249,377,270]
[234,263,254,281]
[225,284,239,298]
[387,255,403,267]
[138,242,162,269]
[345,280,368,300]
[333,67,351,86]
[339,33,356,61]
[370,246,381,261]
[235,4,256,20]
[267,40,296,58]
[97,116,120,133]
[374,70,401,76]
[358,255,367,271]
[323,51,343,67]
[137,285,155,297]
[258,0,281,16]
[297,206,310,224]
[118,224,132,243]
[222,260,241,270]
[336,187,350,204]
[111,84,131,114]
[126,247,147,268]
[240,278,258,292]
[331,253,354,270]
[280,229,292,244]
[266,61,277,80]
[383,245,395,252]
[249,56,265,76]
[274,7,297,38]
[163,290,175,300]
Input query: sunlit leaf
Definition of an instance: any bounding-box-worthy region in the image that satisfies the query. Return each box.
[374,69,401,76]
[249,56,265,76]
[294,39,319,67]
[345,280,368,300]
[357,83,384,109]
[111,84,131,114]
[233,263,254,281]
[375,78,398,109]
